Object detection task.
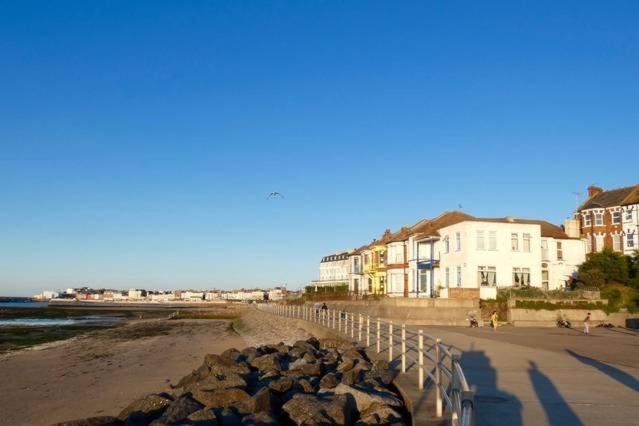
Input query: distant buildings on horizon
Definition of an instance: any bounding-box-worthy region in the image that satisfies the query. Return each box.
[33,285,289,302]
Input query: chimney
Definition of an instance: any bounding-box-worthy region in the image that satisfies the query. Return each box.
[588,185,603,198]
[563,218,581,238]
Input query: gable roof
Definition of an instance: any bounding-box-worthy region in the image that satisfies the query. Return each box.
[578,184,639,210]
[411,211,476,239]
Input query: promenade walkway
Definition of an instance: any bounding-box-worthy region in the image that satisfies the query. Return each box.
[264,305,639,425]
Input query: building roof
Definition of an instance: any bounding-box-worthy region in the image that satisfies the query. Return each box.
[464,217,573,239]
[411,211,476,239]
[578,184,639,210]
[321,252,350,263]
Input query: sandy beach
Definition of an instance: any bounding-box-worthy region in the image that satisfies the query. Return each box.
[0,307,317,426]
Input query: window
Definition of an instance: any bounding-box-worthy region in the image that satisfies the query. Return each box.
[628,234,636,249]
[626,210,633,221]
[595,212,603,226]
[476,230,485,250]
[456,232,461,251]
[541,240,549,259]
[511,233,519,251]
[488,231,497,250]
[456,266,462,287]
[586,237,592,253]
[541,270,549,290]
[594,235,604,251]
[512,267,531,287]
[584,214,592,227]
[523,233,531,252]
[478,266,496,287]
[379,251,385,265]
[612,211,621,224]
[444,236,450,253]
[445,267,450,288]
[557,241,563,260]
[612,235,621,252]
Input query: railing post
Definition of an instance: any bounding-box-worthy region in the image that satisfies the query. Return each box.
[366,316,370,347]
[401,324,406,373]
[418,330,424,390]
[376,318,381,353]
[358,314,362,342]
[350,312,354,338]
[338,310,342,332]
[435,338,442,417]
[332,309,336,329]
[388,321,393,362]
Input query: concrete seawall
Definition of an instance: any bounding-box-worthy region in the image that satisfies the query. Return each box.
[307,298,478,326]
[508,308,639,327]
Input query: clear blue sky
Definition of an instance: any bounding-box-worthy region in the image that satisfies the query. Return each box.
[1,1,638,296]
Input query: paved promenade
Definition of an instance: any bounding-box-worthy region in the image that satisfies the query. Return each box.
[407,325,639,426]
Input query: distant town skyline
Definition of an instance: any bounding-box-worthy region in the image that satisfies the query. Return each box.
[2,1,638,296]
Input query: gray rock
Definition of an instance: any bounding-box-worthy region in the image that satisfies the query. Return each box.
[282,393,355,425]
[192,388,250,408]
[241,347,261,363]
[297,378,316,393]
[237,387,274,414]
[341,369,362,386]
[337,358,355,373]
[118,393,172,423]
[293,340,317,353]
[333,384,403,413]
[268,377,295,393]
[250,353,283,372]
[288,358,307,371]
[153,394,203,424]
[187,408,219,425]
[356,402,405,425]
[221,348,244,363]
[205,354,252,377]
[188,372,248,392]
[301,362,322,377]
[319,372,340,390]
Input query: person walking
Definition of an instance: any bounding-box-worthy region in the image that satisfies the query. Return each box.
[490,310,498,331]
[584,312,591,335]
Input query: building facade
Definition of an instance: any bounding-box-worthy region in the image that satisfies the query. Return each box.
[577,184,639,255]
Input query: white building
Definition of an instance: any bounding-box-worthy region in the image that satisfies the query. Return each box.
[128,289,144,300]
[312,251,351,289]
[348,247,366,295]
[622,200,639,255]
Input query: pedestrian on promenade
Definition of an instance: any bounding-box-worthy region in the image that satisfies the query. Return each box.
[321,302,328,312]
[584,312,591,335]
[314,302,321,318]
[491,310,498,331]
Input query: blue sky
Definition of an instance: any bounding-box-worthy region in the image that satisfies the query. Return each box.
[1,1,638,296]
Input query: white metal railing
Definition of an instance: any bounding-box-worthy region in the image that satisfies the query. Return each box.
[258,303,475,426]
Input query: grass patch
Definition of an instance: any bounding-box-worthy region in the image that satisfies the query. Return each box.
[515,300,610,312]
[0,324,115,353]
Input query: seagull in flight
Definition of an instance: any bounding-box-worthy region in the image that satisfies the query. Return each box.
[267,192,284,200]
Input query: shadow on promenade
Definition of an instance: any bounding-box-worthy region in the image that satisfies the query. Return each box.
[566,349,639,392]
[460,345,523,426]
[527,361,582,426]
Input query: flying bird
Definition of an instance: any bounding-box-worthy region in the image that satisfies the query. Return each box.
[267,192,284,199]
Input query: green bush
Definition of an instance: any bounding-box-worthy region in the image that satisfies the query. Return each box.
[515,300,609,312]
[578,249,629,286]
[601,284,639,313]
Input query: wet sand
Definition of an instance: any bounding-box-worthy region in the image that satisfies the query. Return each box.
[0,319,245,426]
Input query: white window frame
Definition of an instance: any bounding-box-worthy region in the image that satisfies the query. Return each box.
[478,266,497,287]
[586,237,592,253]
[444,236,450,254]
[511,233,519,251]
[488,231,497,251]
[612,211,621,224]
[456,232,461,251]
[628,234,635,249]
[595,212,603,226]
[456,266,462,287]
[557,241,563,260]
[445,267,450,288]
[523,233,532,252]
[584,214,592,227]
[476,230,485,250]
[612,234,621,251]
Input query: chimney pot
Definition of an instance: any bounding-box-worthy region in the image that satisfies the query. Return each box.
[588,185,603,198]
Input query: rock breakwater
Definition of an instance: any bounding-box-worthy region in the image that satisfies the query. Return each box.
[54,337,407,425]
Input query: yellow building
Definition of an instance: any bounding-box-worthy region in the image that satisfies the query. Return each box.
[363,230,392,295]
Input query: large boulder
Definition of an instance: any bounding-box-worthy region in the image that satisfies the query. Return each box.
[151,394,203,425]
[293,340,317,353]
[52,417,122,426]
[187,408,218,425]
[214,407,243,426]
[118,393,173,424]
[237,387,275,414]
[192,388,251,408]
[300,363,322,377]
[282,393,355,425]
[288,358,307,371]
[221,348,244,363]
[333,384,403,413]
[268,377,295,393]
[187,372,248,393]
[319,372,340,390]
[250,354,283,373]
[356,403,404,425]
[241,347,261,363]
[204,354,251,377]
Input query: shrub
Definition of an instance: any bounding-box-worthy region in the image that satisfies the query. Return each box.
[578,249,629,286]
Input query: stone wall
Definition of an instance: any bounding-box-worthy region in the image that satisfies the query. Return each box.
[507,308,639,327]
[309,298,478,326]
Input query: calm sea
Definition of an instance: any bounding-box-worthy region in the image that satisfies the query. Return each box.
[0,301,124,327]
[0,301,48,309]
